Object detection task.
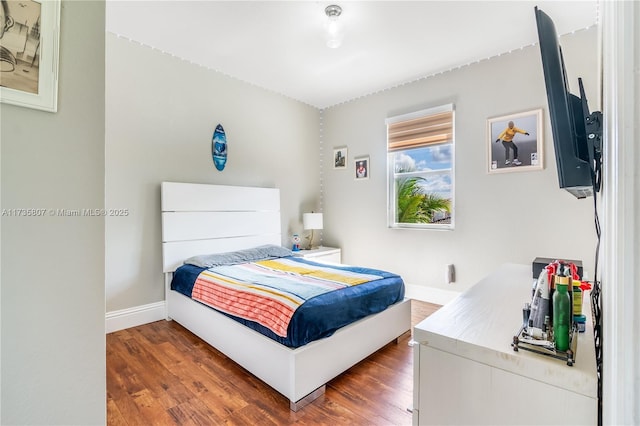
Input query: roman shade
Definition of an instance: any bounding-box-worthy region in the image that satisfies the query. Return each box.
[387,104,454,152]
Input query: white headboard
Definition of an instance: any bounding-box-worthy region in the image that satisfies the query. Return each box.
[161,182,282,273]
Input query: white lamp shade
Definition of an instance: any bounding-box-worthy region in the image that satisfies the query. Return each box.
[303,213,323,230]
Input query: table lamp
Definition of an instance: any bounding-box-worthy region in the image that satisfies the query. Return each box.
[303,212,323,250]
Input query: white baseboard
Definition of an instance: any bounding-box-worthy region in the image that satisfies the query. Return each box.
[105,301,166,333]
[405,283,460,306]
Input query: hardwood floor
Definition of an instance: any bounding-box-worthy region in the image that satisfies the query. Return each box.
[107,300,440,425]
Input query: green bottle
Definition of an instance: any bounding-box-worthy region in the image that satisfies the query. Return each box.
[553,277,571,352]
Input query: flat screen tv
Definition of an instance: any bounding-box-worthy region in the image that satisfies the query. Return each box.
[534,7,602,199]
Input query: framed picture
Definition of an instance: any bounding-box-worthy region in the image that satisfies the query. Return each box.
[0,0,61,112]
[333,146,347,169]
[354,156,369,180]
[487,109,543,173]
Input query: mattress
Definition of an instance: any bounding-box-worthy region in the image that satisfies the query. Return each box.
[171,256,405,348]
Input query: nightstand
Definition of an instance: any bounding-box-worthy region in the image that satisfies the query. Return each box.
[295,246,341,263]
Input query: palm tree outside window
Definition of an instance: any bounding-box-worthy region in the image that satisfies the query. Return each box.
[386,104,455,229]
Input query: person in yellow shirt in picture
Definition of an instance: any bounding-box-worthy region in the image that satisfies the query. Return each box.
[495,121,530,166]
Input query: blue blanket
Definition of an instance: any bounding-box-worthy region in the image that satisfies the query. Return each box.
[171,256,405,348]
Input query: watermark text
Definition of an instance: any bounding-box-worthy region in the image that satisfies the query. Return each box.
[2,208,130,217]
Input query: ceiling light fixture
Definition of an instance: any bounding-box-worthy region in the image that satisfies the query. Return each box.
[324,5,344,49]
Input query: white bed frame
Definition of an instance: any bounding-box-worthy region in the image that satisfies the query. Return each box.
[161,182,411,411]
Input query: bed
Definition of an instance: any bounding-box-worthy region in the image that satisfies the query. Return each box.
[161,181,411,411]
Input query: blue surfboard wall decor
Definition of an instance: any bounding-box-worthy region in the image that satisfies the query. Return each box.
[212,124,227,171]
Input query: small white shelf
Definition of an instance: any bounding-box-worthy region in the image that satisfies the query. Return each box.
[293,246,341,263]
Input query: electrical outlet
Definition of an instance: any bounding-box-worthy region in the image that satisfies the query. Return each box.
[446,264,455,284]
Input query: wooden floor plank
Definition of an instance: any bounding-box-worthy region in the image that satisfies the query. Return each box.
[107,299,440,425]
[106,397,128,426]
[114,336,195,412]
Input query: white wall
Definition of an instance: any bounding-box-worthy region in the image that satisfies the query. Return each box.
[321,28,599,296]
[105,33,320,313]
[0,1,106,424]
[601,1,640,423]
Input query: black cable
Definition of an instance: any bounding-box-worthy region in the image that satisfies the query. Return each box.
[589,139,602,426]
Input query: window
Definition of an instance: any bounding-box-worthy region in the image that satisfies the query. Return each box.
[386,104,454,229]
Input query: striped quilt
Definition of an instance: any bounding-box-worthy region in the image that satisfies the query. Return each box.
[191,257,385,337]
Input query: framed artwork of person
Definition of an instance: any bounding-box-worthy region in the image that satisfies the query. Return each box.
[487,109,544,174]
[354,156,369,180]
[0,0,61,112]
[333,147,347,169]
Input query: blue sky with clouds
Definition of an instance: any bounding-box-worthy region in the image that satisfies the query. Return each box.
[393,145,452,199]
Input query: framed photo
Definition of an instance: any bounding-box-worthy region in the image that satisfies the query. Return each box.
[0,0,61,112]
[333,146,347,169]
[487,109,543,173]
[354,156,369,180]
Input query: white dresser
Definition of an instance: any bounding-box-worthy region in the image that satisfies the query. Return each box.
[412,263,597,425]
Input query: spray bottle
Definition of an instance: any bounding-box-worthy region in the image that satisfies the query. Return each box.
[529,264,553,339]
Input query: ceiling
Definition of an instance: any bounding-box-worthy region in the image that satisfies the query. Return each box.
[106,1,598,109]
